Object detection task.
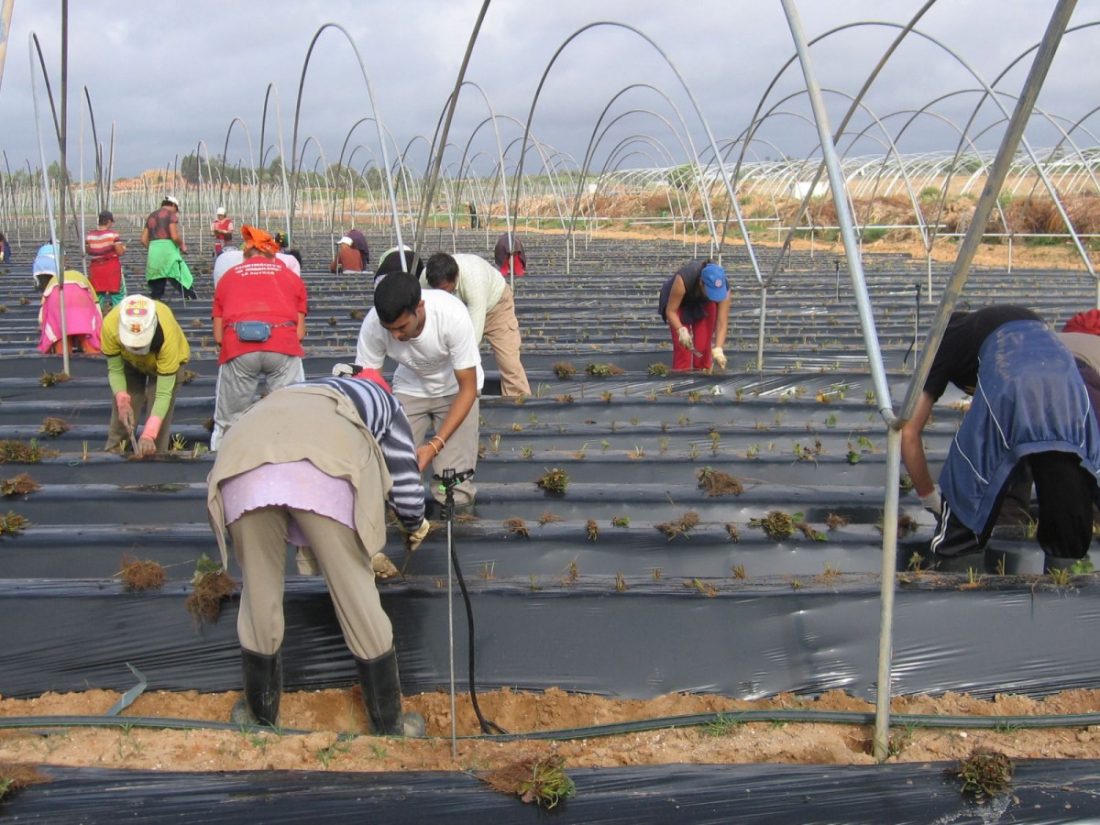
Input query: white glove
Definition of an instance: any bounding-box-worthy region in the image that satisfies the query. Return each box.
[403,517,432,553]
[332,363,355,377]
[677,327,693,349]
[919,485,943,516]
[711,346,727,369]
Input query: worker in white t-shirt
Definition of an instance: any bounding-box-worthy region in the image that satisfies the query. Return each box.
[355,272,482,508]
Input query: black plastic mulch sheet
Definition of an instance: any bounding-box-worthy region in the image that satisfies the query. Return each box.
[3,761,1100,823]
[4,577,1100,700]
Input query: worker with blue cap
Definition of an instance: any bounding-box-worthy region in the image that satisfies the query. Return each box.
[658,260,731,372]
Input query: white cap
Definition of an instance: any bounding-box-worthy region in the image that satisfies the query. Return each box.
[117,295,159,351]
[338,235,353,245]
[216,206,226,216]
[164,195,180,208]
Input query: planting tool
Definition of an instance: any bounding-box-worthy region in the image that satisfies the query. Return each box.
[434,467,503,755]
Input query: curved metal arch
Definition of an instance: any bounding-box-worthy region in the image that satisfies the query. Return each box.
[569,105,708,253]
[563,82,721,265]
[508,20,762,285]
[288,23,404,251]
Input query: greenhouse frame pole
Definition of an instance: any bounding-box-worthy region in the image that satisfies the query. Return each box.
[782,0,1075,761]
[889,0,1077,759]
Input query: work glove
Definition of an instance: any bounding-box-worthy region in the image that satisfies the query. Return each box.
[115,391,135,432]
[403,517,432,553]
[371,551,399,579]
[331,362,355,378]
[918,484,943,517]
[677,326,694,350]
[711,346,727,369]
[136,436,157,457]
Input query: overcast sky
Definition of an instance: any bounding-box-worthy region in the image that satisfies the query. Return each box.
[0,1,1094,180]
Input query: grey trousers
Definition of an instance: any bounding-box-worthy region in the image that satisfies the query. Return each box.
[397,392,480,506]
[229,507,393,660]
[211,351,304,449]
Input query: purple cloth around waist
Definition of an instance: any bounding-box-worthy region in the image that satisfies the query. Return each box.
[221,459,355,544]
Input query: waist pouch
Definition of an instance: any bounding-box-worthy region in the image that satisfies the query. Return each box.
[235,321,293,342]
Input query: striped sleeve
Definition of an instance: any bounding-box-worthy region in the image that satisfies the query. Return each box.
[312,377,425,528]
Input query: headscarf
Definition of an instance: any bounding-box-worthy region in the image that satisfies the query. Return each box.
[241,225,281,256]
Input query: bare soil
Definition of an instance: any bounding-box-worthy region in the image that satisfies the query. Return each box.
[3,686,1100,774]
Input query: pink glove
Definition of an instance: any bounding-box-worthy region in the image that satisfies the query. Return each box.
[115,392,134,431]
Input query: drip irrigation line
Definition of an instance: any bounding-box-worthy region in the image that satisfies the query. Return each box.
[450,536,505,735]
[5,709,1100,741]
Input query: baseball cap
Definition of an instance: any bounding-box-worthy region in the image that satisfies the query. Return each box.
[701,263,728,302]
[117,295,159,351]
[338,235,353,245]
[216,206,226,216]
[163,195,180,208]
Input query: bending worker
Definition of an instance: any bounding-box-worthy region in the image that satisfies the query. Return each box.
[206,371,431,735]
[901,305,1100,571]
[658,259,731,372]
[423,251,530,397]
[101,294,191,456]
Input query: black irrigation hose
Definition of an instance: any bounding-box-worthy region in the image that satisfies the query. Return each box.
[448,512,506,736]
[6,709,1100,741]
[438,468,505,736]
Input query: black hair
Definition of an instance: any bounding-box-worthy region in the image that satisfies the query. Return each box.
[375,248,424,283]
[424,252,459,289]
[373,271,421,324]
[286,248,302,266]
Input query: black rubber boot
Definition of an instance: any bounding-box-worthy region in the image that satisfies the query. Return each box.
[230,648,282,727]
[355,648,425,737]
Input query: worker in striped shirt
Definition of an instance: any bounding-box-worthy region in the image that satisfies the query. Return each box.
[206,370,430,737]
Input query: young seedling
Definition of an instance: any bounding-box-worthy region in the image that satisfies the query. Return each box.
[118,555,168,591]
[948,749,1014,803]
[536,468,569,496]
[480,754,575,810]
[0,511,30,536]
[648,363,670,377]
[697,467,743,496]
[186,555,237,624]
[614,572,628,591]
[585,362,623,377]
[585,519,599,541]
[563,559,579,584]
[825,513,849,530]
[656,511,700,540]
[1,473,40,497]
[731,563,747,579]
[39,371,71,388]
[611,516,630,528]
[685,578,718,597]
[538,511,562,525]
[726,524,741,543]
[504,518,530,538]
[39,417,70,437]
[552,362,576,379]
[748,511,796,540]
